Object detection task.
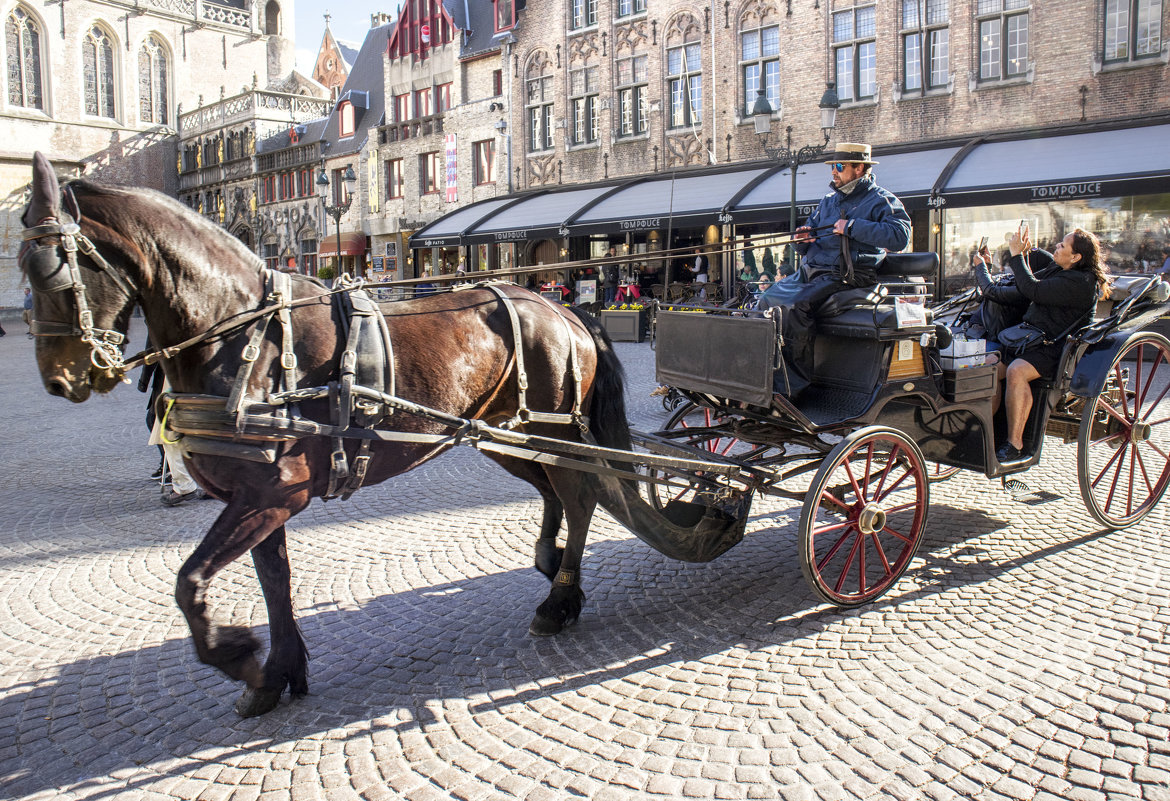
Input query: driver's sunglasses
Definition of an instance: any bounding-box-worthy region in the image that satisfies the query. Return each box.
[832,162,848,172]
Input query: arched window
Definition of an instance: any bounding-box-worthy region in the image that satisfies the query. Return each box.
[525,52,554,152]
[338,100,354,137]
[265,1,281,36]
[665,16,702,129]
[740,4,780,117]
[138,35,169,125]
[83,25,116,118]
[6,6,43,109]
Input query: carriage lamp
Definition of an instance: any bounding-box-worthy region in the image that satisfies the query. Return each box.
[752,82,840,276]
[317,165,358,277]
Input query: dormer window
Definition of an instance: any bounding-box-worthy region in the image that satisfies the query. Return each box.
[339,100,354,137]
[495,0,516,31]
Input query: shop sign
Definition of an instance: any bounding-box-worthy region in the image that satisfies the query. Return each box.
[619,217,662,230]
[1029,181,1103,200]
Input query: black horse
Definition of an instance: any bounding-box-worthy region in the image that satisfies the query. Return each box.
[20,153,639,716]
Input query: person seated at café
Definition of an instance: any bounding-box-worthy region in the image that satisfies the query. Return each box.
[975,226,1107,463]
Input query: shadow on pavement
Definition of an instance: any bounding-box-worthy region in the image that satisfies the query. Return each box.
[1,497,1122,799]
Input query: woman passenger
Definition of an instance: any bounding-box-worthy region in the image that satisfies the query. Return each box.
[977,227,1108,462]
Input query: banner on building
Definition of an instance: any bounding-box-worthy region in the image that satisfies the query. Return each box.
[445,134,458,203]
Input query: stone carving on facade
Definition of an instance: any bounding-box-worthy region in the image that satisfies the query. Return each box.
[739,0,777,28]
[567,32,600,64]
[527,155,558,187]
[613,21,649,55]
[664,12,701,44]
[666,133,706,167]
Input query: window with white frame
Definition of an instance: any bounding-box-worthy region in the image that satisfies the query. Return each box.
[667,42,702,128]
[83,24,117,118]
[569,65,599,145]
[6,6,43,110]
[977,0,1029,82]
[902,0,949,92]
[833,5,877,102]
[617,0,646,18]
[741,20,780,116]
[526,60,554,152]
[473,139,495,185]
[569,0,597,30]
[1104,0,1163,64]
[616,53,647,138]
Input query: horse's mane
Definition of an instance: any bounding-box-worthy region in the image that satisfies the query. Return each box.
[66,179,266,276]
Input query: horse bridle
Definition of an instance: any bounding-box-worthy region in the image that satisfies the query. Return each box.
[21,206,138,373]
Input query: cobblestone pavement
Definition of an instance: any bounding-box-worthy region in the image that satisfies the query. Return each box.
[2,319,1169,801]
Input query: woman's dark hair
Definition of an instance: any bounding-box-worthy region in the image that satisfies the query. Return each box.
[1070,228,1110,299]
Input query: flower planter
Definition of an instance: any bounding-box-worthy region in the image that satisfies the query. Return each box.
[600,309,648,342]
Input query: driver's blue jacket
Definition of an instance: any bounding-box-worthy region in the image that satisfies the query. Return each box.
[795,173,911,286]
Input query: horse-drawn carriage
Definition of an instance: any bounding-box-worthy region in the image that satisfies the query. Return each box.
[19,151,1170,716]
[643,252,1170,607]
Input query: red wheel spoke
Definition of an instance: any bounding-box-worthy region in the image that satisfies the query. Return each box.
[833,534,864,594]
[1091,431,1128,488]
[1102,446,1128,515]
[1145,440,1170,464]
[820,489,853,514]
[813,519,855,535]
[1127,446,1137,516]
[1145,415,1170,427]
[1133,443,1155,501]
[871,445,898,501]
[881,524,914,545]
[867,530,893,576]
[856,535,867,596]
[818,525,857,578]
[842,449,867,502]
[1115,363,1132,419]
[1099,398,1134,428]
[1136,349,1165,415]
[874,467,914,503]
[1138,380,1170,422]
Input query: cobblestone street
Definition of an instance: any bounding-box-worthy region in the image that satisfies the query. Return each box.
[2,319,1169,801]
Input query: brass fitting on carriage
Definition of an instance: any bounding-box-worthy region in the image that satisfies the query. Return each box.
[554,569,578,586]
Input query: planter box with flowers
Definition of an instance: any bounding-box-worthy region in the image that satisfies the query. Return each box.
[599,304,649,342]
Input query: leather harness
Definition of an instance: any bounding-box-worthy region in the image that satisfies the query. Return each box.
[21,211,591,500]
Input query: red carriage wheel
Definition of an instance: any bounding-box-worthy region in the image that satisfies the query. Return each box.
[648,402,785,510]
[798,426,929,607]
[1077,333,1170,529]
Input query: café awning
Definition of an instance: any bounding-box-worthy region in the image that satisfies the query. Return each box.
[408,121,1170,248]
[934,123,1170,207]
[318,232,368,257]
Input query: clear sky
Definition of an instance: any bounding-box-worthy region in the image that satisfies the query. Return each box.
[293,1,400,74]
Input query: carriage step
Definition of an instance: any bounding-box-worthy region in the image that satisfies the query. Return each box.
[1002,478,1061,505]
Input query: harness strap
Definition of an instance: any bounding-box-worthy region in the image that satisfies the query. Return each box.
[484,284,531,426]
[226,271,277,434]
[533,291,587,431]
[272,271,298,392]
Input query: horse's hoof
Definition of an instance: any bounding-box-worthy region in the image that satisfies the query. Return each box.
[234,686,283,717]
[528,613,564,637]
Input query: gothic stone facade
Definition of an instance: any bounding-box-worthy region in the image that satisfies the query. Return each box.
[0,0,294,307]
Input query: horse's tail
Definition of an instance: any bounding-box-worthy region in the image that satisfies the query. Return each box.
[566,307,631,452]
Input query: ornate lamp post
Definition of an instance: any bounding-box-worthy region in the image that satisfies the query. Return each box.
[752,82,840,275]
[316,164,358,276]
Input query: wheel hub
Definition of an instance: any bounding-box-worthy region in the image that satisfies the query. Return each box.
[1131,421,1152,444]
[857,505,887,535]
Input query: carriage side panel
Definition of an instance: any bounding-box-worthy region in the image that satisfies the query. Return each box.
[655,312,777,407]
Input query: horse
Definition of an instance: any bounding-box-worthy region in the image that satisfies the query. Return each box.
[19,152,635,717]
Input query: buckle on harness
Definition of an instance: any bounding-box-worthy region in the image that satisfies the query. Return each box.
[330,447,348,477]
[281,352,298,370]
[242,343,260,362]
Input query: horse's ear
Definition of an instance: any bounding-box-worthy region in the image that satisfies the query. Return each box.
[23,151,60,227]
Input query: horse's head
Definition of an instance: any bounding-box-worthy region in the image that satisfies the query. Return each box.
[21,152,139,402]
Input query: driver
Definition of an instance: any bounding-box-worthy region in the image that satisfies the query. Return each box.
[758,143,910,401]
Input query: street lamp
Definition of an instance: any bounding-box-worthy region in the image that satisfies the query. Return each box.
[316,164,358,276]
[752,82,840,275]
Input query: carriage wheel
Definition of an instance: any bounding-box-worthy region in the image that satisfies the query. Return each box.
[927,463,960,483]
[648,402,784,509]
[799,426,929,608]
[1077,333,1170,529]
